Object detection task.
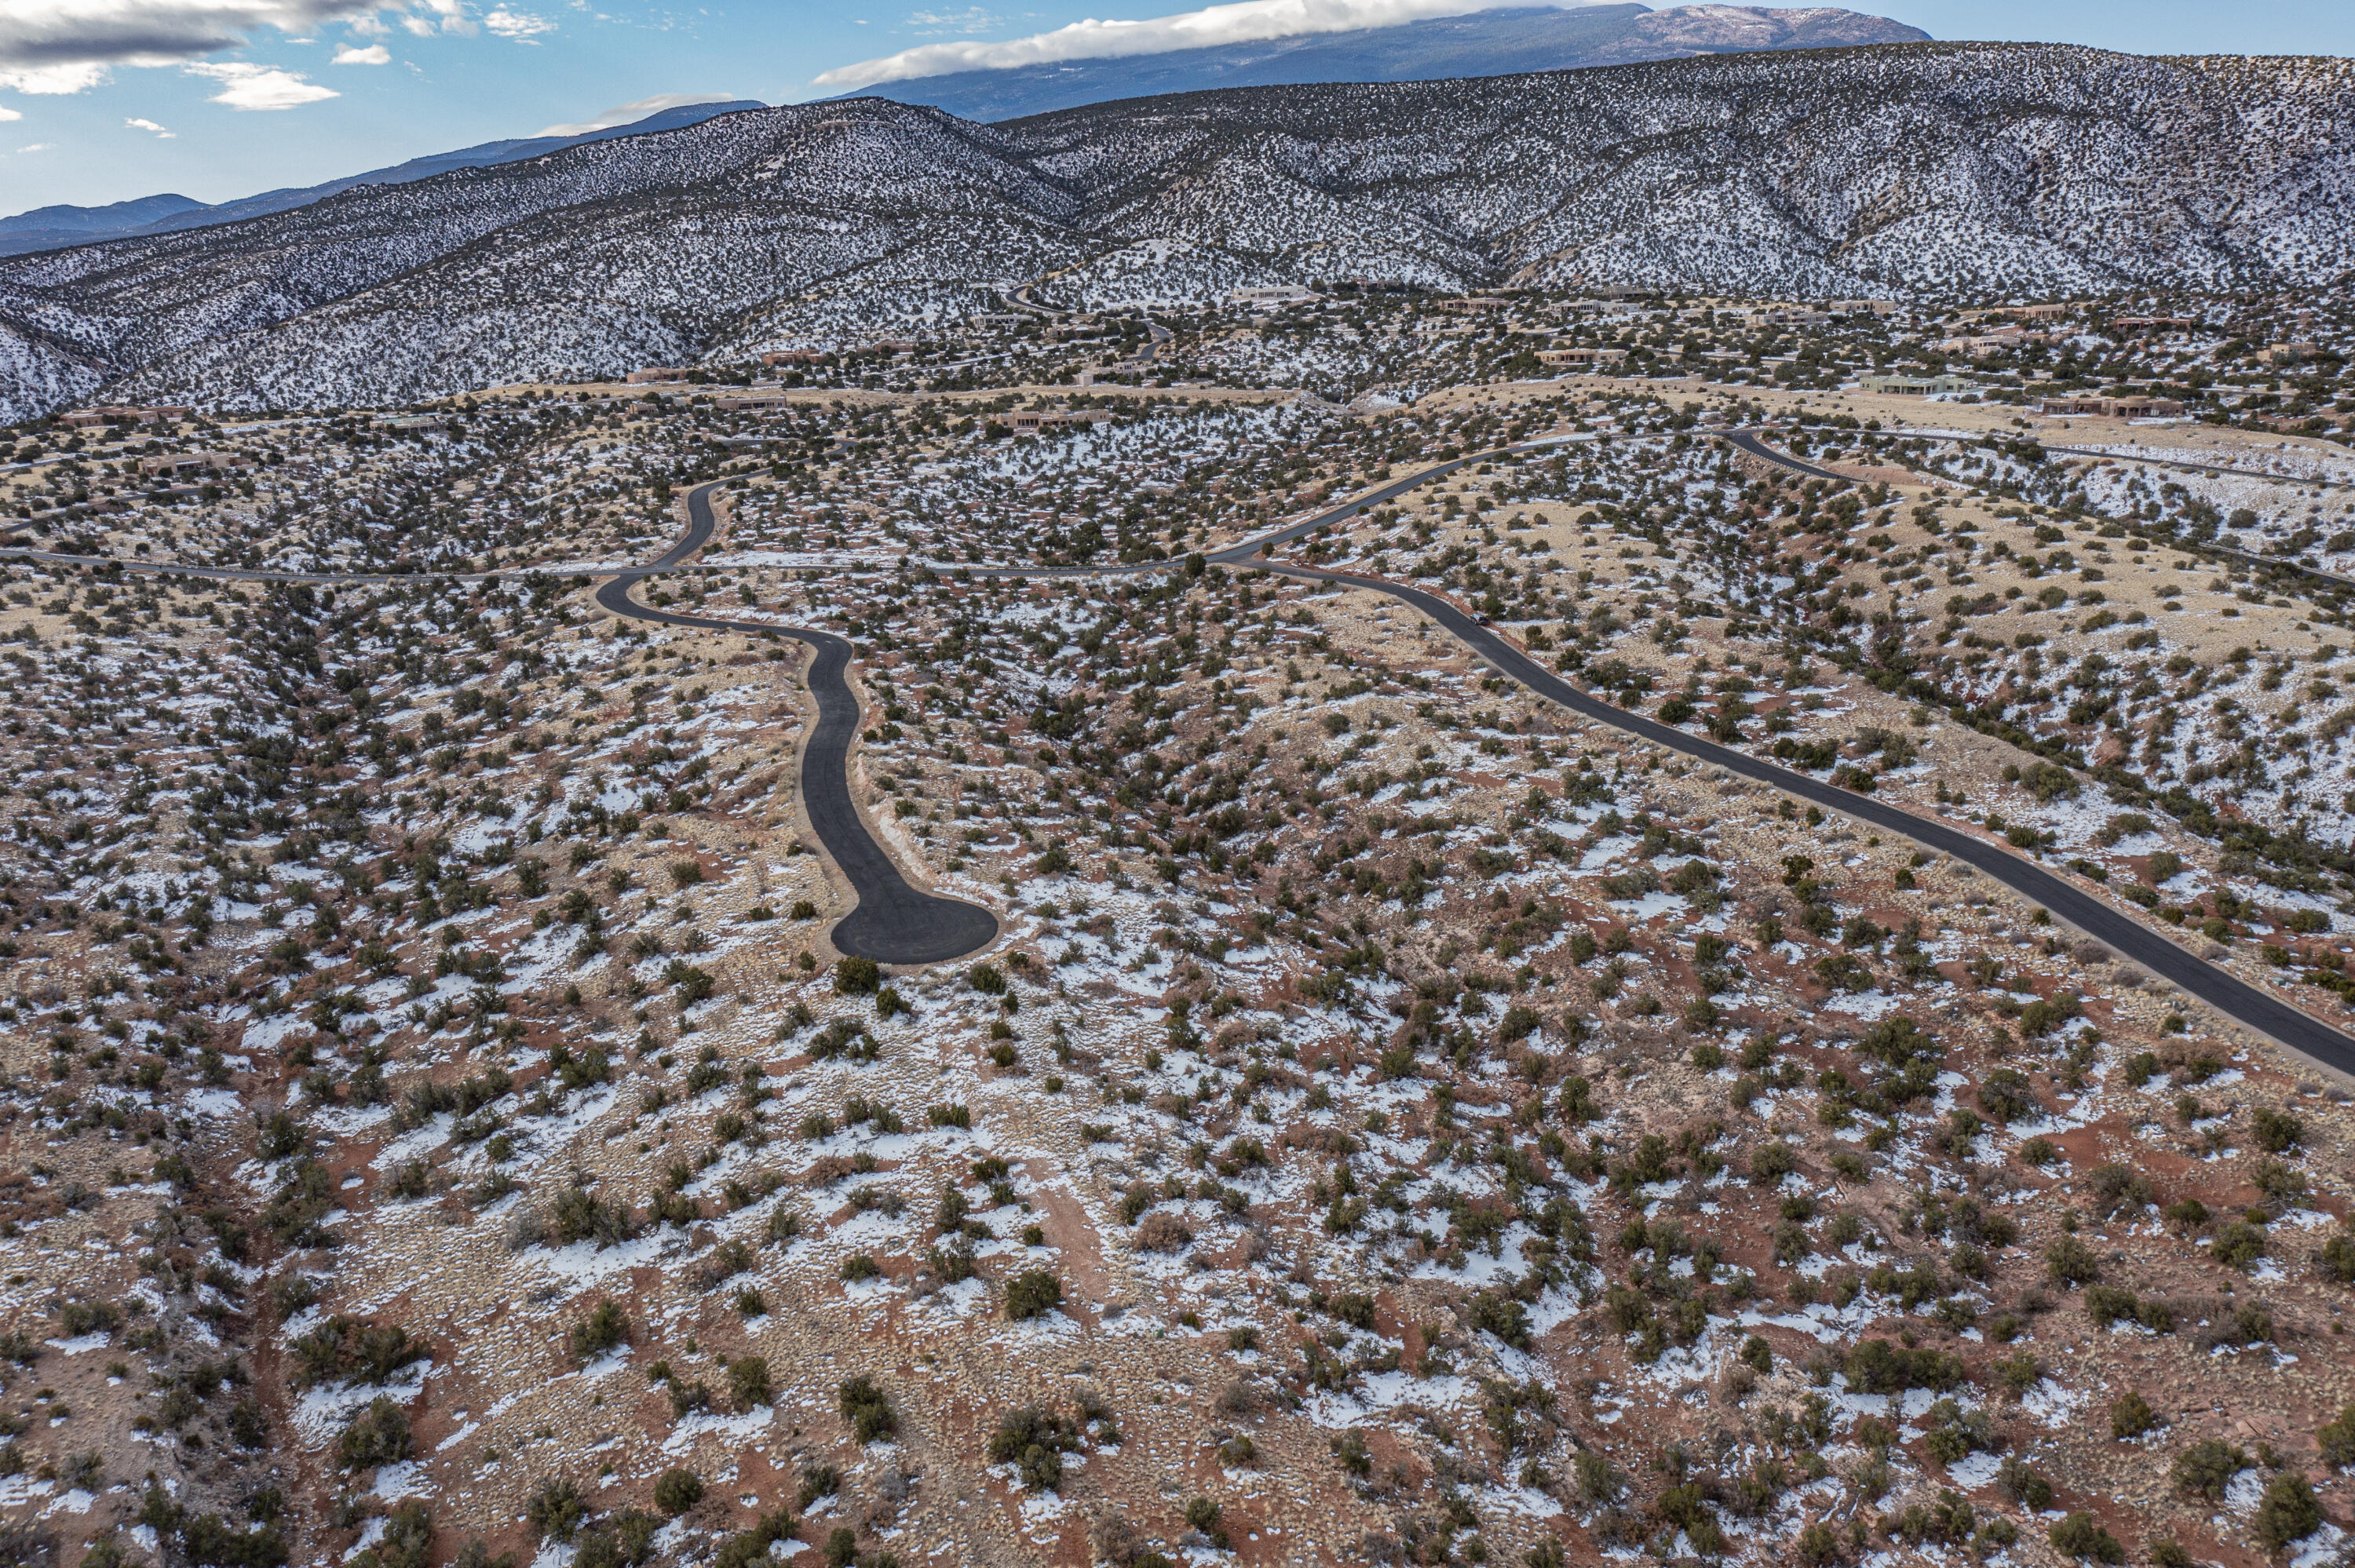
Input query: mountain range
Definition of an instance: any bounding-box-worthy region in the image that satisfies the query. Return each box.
[1,7,1916,257]
[0,100,767,260]
[836,3,1930,122]
[2,42,2350,423]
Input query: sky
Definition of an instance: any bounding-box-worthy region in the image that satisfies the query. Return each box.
[1,0,2349,217]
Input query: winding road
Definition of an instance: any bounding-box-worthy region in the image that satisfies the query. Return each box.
[1191,431,2355,1079]
[597,483,999,966]
[1261,555,2355,1078]
[8,431,2355,1080]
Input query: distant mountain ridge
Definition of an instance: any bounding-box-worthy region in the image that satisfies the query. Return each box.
[1,42,2350,422]
[835,3,1930,122]
[0,100,769,260]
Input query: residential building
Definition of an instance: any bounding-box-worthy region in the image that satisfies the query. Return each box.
[140,451,246,476]
[991,410,1116,433]
[2035,394,2186,418]
[59,404,191,429]
[1857,373,1970,396]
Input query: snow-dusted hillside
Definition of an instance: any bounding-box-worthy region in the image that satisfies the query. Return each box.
[3,42,2351,418]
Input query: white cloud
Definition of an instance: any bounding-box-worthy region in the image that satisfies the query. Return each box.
[0,104,18,121]
[185,60,338,108]
[816,0,1597,86]
[125,114,175,133]
[0,2,381,79]
[535,89,736,137]
[331,41,390,61]
[0,60,111,94]
[484,7,551,38]
[906,5,1001,35]
[0,1,516,92]
[16,140,55,151]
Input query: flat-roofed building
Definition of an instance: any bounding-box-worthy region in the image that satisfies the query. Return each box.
[991,409,1115,433]
[2036,394,2185,418]
[1537,346,1628,366]
[1857,372,1970,396]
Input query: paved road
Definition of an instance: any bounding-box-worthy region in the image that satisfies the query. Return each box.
[1718,427,1850,483]
[0,494,1000,965]
[12,436,2351,1066]
[1205,459,2355,1079]
[1889,426,2355,491]
[945,425,2355,1080]
[1730,425,2355,598]
[596,483,999,966]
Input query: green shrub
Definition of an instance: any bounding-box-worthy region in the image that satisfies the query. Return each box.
[1006,1268,1063,1322]
[526,1478,587,1544]
[2211,1220,2267,1271]
[350,1504,432,1568]
[568,1300,629,1363]
[337,1397,411,1471]
[2109,1391,2160,1439]
[1749,1141,1797,1185]
[727,1355,772,1410]
[2169,1439,2246,1502]
[2046,1512,2123,1563]
[2252,1107,2303,1151]
[574,1511,656,1568]
[839,1376,896,1442]
[2253,1473,2321,1552]
[652,1468,703,1516]
[988,1406,1080,1491]
[2319,1402,2355,1468]
[2045,1235,2100,1286]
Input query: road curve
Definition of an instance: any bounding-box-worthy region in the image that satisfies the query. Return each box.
[1718,427,1849,483]
[1244,551,2355,1079]
[9,443,2347,1066]
[1124,432,2355,1074]
[595,483,999,967]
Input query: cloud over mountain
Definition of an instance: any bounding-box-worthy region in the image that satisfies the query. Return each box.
[813,0,1586,87]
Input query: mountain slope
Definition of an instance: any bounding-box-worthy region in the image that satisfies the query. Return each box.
[2,42,2350,420]
[0,100,769,260]
[840,4,1930,123]
[0,193,213,257]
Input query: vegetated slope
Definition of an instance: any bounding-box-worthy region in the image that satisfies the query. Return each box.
[0,193,212,258]
[0,100,770,259]
[840,3,1929,123]
[2,42,2350,418]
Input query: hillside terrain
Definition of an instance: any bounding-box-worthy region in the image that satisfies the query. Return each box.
[0,42,2352,422]
[837,4,1928,123]
[0,272,2352,1566]
[0,101,769,261]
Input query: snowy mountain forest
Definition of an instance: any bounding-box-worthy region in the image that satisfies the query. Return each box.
[2,42,2350,419]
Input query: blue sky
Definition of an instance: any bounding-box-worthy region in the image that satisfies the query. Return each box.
[2,0,2348,217]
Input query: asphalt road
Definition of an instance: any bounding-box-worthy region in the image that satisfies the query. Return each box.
[0,494,1001,965]
[1875,426,2355,593]
[10,433,2350,1063]
[1214,452,2355,1080]
[595,482,999,966]
[1889,425,2355,491]
[1718,427,1849,483]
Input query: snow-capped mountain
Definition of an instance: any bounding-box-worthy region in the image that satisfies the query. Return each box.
[836,4,1930,124]
[0,100,769,260]
[4,42,2351,420]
